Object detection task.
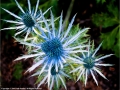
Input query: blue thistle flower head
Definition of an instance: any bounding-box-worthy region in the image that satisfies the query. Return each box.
[15,10,89,78]
[83,56,95,69]
[41,37,64,60]
[31,65,70,90]
[1,0,51,41]
[21,11,36,27]
[51,66,59,75]
[70,41,113,86]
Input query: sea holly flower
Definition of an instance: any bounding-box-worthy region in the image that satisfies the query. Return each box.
[70,41,113,86]
[31,65,70,90]
[15,11,89,77]
[1,0,50,41]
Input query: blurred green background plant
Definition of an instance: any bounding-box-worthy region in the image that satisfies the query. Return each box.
[13,62,23,80]
[95,0,106,4]
[92,0,120,57]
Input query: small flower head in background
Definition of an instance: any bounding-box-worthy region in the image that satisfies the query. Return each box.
[1,0,50,41]
[15,11,89,77]
[31,65,70,90]
[70,41,113,86]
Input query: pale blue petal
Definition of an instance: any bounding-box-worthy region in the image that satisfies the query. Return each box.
[37,75,48,88]
[2,8,21,19]
[61,56,66,63]
[48,60,53,87]
[15,0,25,13]
[70,66,82,73]
[73,54,84,61]
[77,68,85,81]
[93,67,108,80]
[68,49,87,54]
[58,75,66,89]
[3,19,23,24]
[66,56,85,64]
[34,0,39,17]
[60,71,70,78]
[33,28,47,40]
[36,23,48,40]
[47,70,51,88]
[31,71,40,77]
[85,69,88,86]
[55,61,58,72]
[16,25,25,30]
[61,14,77,42]
[24,30,30,41]
[65,45,88,51]
[58,12,63,38]
[15,53,44,61]
[90,70,98,85]
[26,60,44,72]
[15,29,25,36]
[50,77,54,90]
[15,37,40,47]
[50,10,55,38]
[92,43,102,57]
[43,7,52,15]
[27,0,31,13]
[81,51,86,58]
[55,75,59,88]
[63,28,89,47]
[95,63,113,66]
[95,54,113,62]
[39,63,48,76]
[87,40,90,57]
[40,10,51,38]
[37,7,52,20]
[59,60,63,68]
[1,25,25,30]
[1,27,17,30]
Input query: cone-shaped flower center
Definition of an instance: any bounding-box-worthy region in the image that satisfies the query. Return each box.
[22,13,35,27]
[51,66,59,75]
[41,38,64,59]
[83,57,95,69]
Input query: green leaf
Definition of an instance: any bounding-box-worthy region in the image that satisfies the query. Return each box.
[100,25,120,57]
[35,74,45,84]
[13,62,23,80]
[96,0,106,4]
[92,13,117,28]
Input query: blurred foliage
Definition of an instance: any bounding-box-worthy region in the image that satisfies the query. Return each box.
[95,0,106,4]
[92,0,120,57]
[39,0,60,17]
[100,27,120,57]
[13,62,23,80]
[1,0,17,38]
